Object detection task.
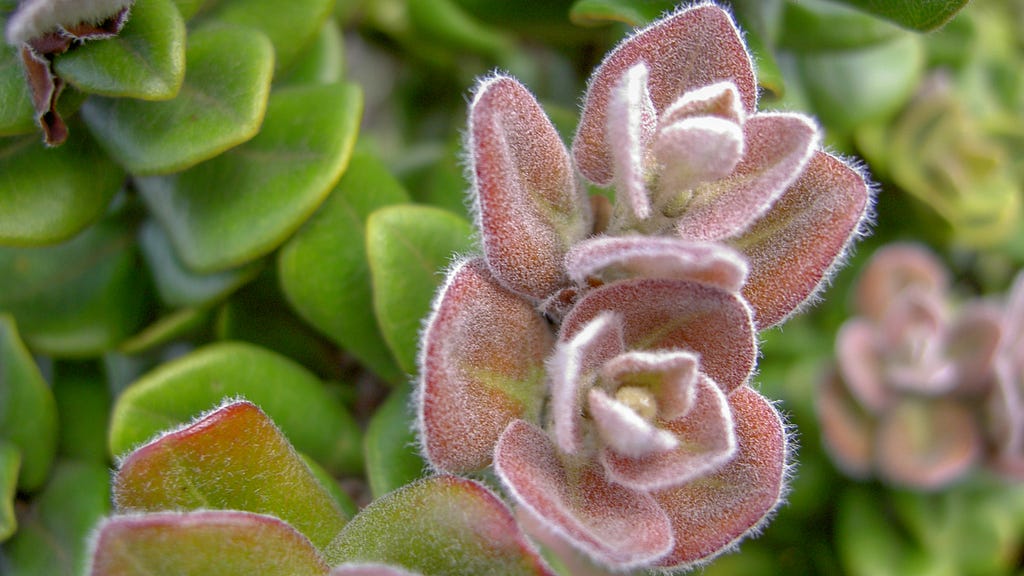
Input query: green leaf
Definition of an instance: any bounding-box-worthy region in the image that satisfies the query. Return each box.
[275,19,345,87]
[80,24,274,175]
[137,82,363,272]
[364,384,425,499]
[197,0,334,73]
[117,306,213,355]
[108,341,363,475]
[326,475,552,574]
[115,400,348,551]
[1,461,111,576]
[139,219,262,308]
[827,0,969,32]
[0,203,150,356]
[407,0,514,60]
[0,441,18,541]
[0,130,123,246]
[52,362,112,463]
[0,315,58,491]
[568,0,676,26]
[88,510,330,576]
[778,0,905,52]
[278,150,410,385]
[301,453,358,520]
[366,205,474,374]
[0,40,35,136]
[53,0,186,100]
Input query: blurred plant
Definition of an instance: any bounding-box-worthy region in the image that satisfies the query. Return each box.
[417,3,871,572]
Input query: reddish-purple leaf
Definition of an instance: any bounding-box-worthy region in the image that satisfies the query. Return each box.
[600,349,700,421]
[566,236,748,292]
[330,565,421,576]
[574,4,756,185]
[946,301,1003,393]
[88,510,330,576]
[588,387,680,457]
[418,259,553,473]
[658,81,744,127]
[835,319,890,413]
[854,243,948,321]
[676,113,819,241]
[494,419,673,569]
[653,115,744,212]
[817,368,874,479]
[19,45,67,145]
[607,64,657,221]
[562,278,756,393]
[600,374,735,491]
[469,75,589,299]
[652,386,787,569]
[548,312,624,454]
[5,0,135,45]
[733,151,871,329]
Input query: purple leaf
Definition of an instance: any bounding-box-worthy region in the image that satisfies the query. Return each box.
[600,349,700,421]
[330,565,421,576]
[588,387,680,458]
[875,398,981,489]
[835,319,890,412]
[854,243,948,321]
[418,259,553,473]
[817,368,875,479]
[469,75,589,299]
[607,64,657,221]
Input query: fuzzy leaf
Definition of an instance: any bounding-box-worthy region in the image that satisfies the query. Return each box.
[562,278,756,393]
[469,75,587,299]
[108,342,362,475]
[676,113,818,241]
[80,24,273,175]
[418,259,552,473]
[875,398,980,489]
[366,205,474,375]
[733,151,870,329]
[652,385,786,569]
[327,475,553,575]
[566,236,748,292]
[653,115,743,208]
[88,510,331,576]
[827,0,969,31]
[574,4,756,185]
[365,384,426,499]
[54,0,186,99]
[137,82,361,271]
[588,387,679,457]
[0,131,122,246]
[279,150,410,384]
[331,565,421,576]
[494,419,673,569]
[0,205,149,356]
[3,0,133,44]
[601,350,700,421]
[114,401,347,551]
[607,64,656,220]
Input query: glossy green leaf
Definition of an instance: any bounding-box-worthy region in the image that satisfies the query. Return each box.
[828,0,969,31]
[115,400,348,551]
[279,150,410,385]
[568,0,676,26]
[88,510,330,576]
[80,24,274,175]
[0,441,17,541]
[198,0,334,73]
[52,363,112,463]
[108,341,362,475]
[778,0,905,52]
[0,315,58,491]
[0,131,124,246]
[53,0,186,100]
[117,306,212,355]
[0,204,149,356]
[272,18,344,87]
[137,82,363,272]
[408,0,514,60]
[0,40,35,136]
[139,220,262,308]
[326,475,552,575]
[1,461,111,576]
[366,205,474,374]
[365,384,425,499]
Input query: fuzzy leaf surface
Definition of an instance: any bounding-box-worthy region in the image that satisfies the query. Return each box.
[108,341,362,475]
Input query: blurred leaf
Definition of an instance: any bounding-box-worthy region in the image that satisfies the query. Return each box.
[139,220,262,308]
[54,0,186,100]
[108,341,362,475]
[0,40,35,136]
[115,401,348,551]
[366,205,474,374]
[568,0,675,26]
[198,0,334,73]
[301,454,358,520]
[276,19,345,87]
[137,82,362,272]
[88,510,330,576]
[52,363,112,463]
[279,149,409,385]
[117,306,212,355]
[1,461,111,576]
[828,0,969,32]
[0,204,149,356]
[0,315,58,491]
[0,130,124,246]
[364,384,425,498]
[0,441,17,541]
[81,24,274,175]
[408,0,514,60]
[778,0,905,52]
[326,475,552,575]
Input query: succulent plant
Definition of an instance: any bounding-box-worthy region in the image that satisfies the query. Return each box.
[417,3,871,571]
